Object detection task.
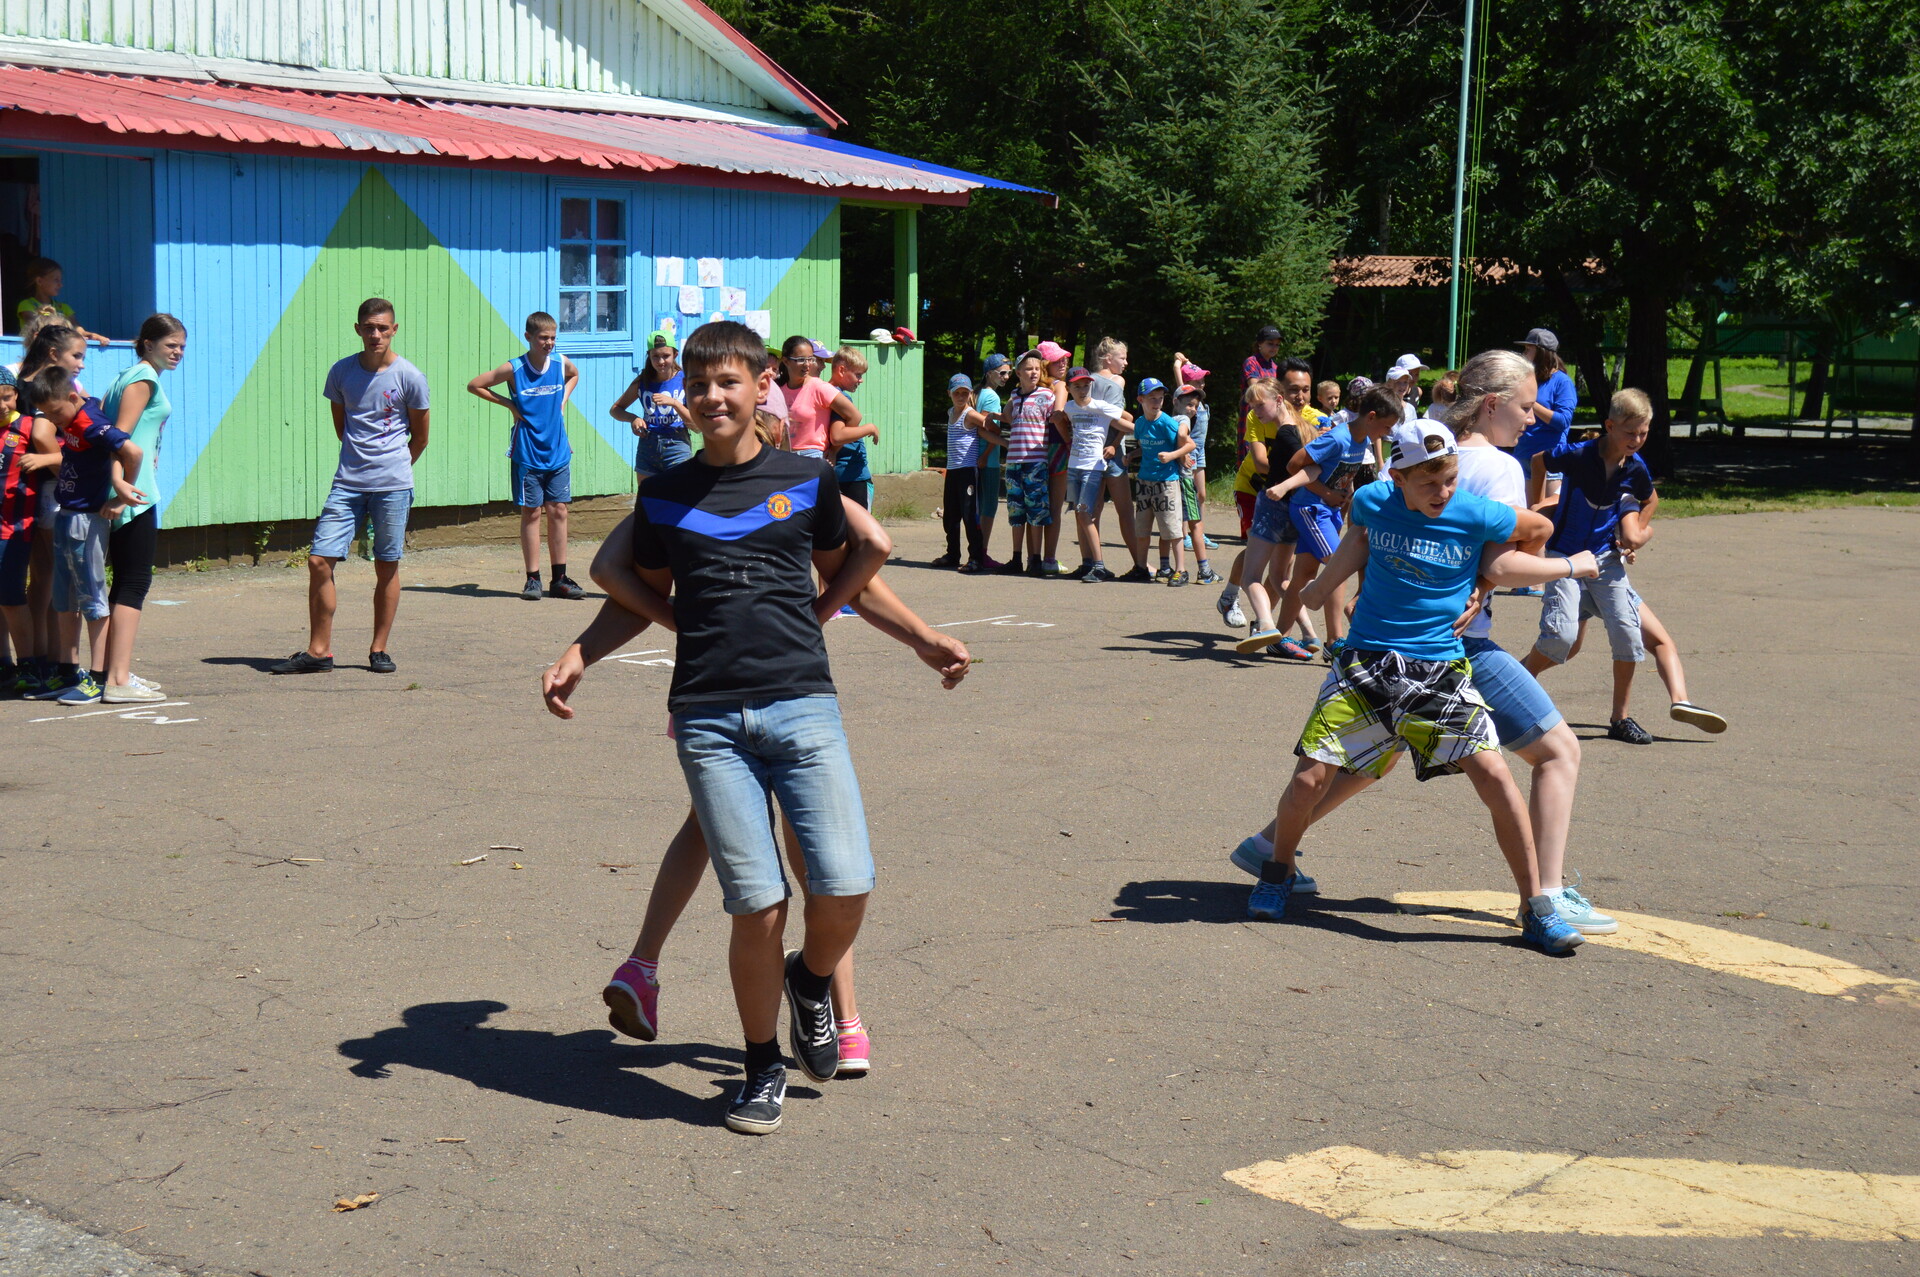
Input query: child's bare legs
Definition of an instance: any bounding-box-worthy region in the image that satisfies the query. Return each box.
[371,560,401,655]
[1511,725,1580,890]
[631,807,710,962]
[1459,751,1542,902]
[1610,659,1636,724]
[0,605,33,665]
[729,893,866,1044]
[1635,601,1689,704]
[55,610,107,671]
[545,502,569,572]
[1240,538,1281,631]
[1044,470,1067,563]
[1272,553,1322,637]
[518,505,544,574]
[1264,756,1338,871]
[1320,581,1348,645]
[1073,507,1101,565]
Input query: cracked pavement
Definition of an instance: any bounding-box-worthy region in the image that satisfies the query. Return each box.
[1,507,1915,1276]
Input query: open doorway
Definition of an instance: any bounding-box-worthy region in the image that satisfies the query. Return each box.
[0,156,39,335]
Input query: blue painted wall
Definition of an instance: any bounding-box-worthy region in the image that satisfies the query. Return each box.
[38,151,155,338]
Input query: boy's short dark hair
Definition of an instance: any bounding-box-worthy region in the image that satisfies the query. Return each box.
[1356,385,1403,420]
[1281,357,1313,378]
[27,365,77,409]
[684,320,770,378]
[526,311,557,333]
[357,297,396,325]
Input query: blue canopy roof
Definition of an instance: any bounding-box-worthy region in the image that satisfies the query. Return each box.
[774,132,1057,207]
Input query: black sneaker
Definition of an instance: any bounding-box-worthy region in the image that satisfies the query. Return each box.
[725,1062,788,1135]
[1118,565,1155,583]
[928,552,960,569]
[1607,717,1654,745]
[995,556,1025,576]
[1024,558,1046,578]
[1063,562,1093,580]
[1082,564,1117,583]
[547,576,586,600]
[783,950,840,1083]
[270,651,333,675]
[368,651,397,674]
[520,576,543,601]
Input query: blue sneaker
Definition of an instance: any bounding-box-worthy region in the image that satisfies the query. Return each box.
[56,672,102,705]
[1519,894,1586,954]
[1547,883,1619,935]
[1248,872,1299,921]
[1229,837,1317,894]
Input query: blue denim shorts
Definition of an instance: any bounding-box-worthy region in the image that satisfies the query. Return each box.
[633,430,692,475]
[512,462,571,508]
[312,485,412,561]
[1463,636,1563,751]
[1248,492,1296,545]
[1067,466,1107,514]
[674,694,874,916]
[51,510,110,620]
[1290,501,1343,560]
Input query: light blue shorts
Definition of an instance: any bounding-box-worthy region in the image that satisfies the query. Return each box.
[792,447,826,461]
[674,694,874,916]
[51,509,110,620]
[633,430,693,475]
[1536,551,1644,663]
[512,462,571,508]
[312,485,412,562]
[1067,466,1107,515]
[1248,492,1294,545]
[1463,636,1563,751]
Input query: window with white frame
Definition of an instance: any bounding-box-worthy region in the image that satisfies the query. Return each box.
[557,194,627,335]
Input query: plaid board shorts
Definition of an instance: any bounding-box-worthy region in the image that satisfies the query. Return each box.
[1003,460,1053,527]
[1295,646,1500,782]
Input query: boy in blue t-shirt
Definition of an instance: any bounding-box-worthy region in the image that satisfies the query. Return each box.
[468,312,583,601]
[1519,387,1722,744]
[1241,421,1599,955]
[1127,379,1194,583]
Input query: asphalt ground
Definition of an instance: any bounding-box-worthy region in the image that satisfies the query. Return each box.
[1,506,1915,1277]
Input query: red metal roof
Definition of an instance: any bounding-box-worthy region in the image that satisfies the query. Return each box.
[0,68,988,202]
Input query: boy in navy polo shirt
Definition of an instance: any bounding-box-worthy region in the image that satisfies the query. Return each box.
[541,320,901,1135]
[1520,388,1724,744]
[31,366,144,705]
[468,311,584,601]
[1240,421,1599,955]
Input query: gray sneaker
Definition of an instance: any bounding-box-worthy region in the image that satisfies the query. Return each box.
[520,576,543,601]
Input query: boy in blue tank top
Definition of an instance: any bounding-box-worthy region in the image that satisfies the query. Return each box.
[468,312,583,600]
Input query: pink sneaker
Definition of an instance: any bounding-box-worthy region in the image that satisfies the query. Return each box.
[603,958,659,1042]
[835,1026,870,1077]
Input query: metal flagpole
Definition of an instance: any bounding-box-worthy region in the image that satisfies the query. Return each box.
[1447,0,1477,369]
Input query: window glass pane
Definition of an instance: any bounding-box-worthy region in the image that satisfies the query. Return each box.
[559,244,590,287]
[595,290,625,333]
[560,198,591,240]
[558,292,591,333]
[595,244,626,287]
[595,199,624,242]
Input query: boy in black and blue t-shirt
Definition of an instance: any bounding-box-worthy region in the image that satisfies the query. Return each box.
[1521,388,1725,744]
[540,320,964,1135]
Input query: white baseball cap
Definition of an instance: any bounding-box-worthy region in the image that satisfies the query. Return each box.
[1386,420,1458,471]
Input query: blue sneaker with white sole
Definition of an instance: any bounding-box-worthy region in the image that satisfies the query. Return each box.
[1247,871,1299,921]
[1519,894,1586,953]
[1230,837,1316,894]
[1546,884,1618,934]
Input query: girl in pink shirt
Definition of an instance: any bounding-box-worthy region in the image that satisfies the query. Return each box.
[777,335,864,458]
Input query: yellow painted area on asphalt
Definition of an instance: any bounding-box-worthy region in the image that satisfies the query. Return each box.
[1226,1146,1920,1240]
[1391,890,1920,1007]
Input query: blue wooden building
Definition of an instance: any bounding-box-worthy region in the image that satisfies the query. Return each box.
[0,2,1044,552]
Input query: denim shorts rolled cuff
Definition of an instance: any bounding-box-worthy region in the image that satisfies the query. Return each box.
[50,510,110,619]
[311,485,413,561]
[1463,636,1562,751]
[673,694,874,918]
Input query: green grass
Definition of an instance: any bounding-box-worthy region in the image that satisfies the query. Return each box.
[875,497,927,521]
[1648,482,1919,519]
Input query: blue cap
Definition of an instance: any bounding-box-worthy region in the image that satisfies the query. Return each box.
[0,367,14,389]
[1136,377,1166,397]
[982,353,1010,373]
[947,372,973,392]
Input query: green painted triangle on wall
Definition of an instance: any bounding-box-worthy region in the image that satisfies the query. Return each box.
[170,167,626,530]
[762,203,839,346]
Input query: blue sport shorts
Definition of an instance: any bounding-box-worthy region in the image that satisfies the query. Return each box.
[1289,501,1343,560]
[513,462,572,508]
[673,694,874,916]
[312,485,412,562]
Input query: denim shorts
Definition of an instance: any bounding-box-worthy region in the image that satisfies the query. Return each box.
[51,510,110,620]
[1248,492,1296,545]
[1290,501,1342,560]
[1104,456,1127,479]
[1536,551,1643,663]
[1067,466,1107,514]
[512,462,571,508]
[311,485,412,561]
[633,430,692,475]
[1463,636,1563,751]
[673,694,874,916]
[1004,461,1051,527]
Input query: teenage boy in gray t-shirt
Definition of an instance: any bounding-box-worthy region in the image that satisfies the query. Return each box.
[272,297,430,676]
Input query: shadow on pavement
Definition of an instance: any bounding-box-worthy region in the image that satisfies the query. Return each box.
[401,582,598,600]
[201,655,296,672]
[1108,880,1514,946]
[1106,630,1291,664]
[1565,721,1712,745]
[336,1000,775,1126]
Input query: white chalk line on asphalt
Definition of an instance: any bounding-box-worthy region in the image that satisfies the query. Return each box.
[933,614,1054,629]
[29,701,199,726]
